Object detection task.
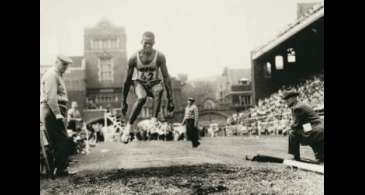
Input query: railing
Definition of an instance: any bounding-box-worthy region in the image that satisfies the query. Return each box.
[103,113,124,142]
[83,109,107,123]
[231,85,252,91]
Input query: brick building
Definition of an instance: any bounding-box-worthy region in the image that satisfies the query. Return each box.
[84,19,127,110]
[40,19,127,116]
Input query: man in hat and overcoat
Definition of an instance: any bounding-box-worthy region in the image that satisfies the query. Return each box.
[282,89,324,162]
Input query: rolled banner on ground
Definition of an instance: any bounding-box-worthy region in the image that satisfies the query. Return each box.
[245,154,284,163]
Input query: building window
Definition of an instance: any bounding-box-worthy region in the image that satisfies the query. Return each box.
[108,40,111,49]
[244,96,251,105]
[116,38,120,48]
[98,58,114,82]
[90,40,94,49]
[99,41,102,49]
[264,62,272,78]
[111,40,115,48]
[232,95,240,106]
[94,41,97,49]
[287,48,296,63]
[275,55,284,70]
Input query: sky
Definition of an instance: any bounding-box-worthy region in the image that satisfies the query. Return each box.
[40,0,323,80]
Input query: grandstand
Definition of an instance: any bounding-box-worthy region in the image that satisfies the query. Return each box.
[223,3,325,136]
[251,3,324,103]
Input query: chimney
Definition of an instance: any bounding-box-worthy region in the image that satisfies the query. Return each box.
[297,3,320,19]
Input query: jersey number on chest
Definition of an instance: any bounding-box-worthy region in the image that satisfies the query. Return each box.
[140,72,154,81]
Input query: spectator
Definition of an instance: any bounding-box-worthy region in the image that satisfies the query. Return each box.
[87,99,97,109]
[228,75,324,136]
[182,97,200,148]
[96,123,105,142]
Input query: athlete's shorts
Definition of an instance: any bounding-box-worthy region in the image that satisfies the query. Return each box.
[133,79,163,98]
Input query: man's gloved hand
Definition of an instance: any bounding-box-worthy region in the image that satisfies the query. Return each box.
[121,101,128,116]
[55,114,64,120]
[167,100,174,112]
[290,123,299,130]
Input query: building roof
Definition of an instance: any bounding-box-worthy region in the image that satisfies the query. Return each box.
[223,68,251,85]
[252,2,324,60]
[85,18,125,34]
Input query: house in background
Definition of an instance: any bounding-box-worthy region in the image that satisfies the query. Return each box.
[216,67,253,112]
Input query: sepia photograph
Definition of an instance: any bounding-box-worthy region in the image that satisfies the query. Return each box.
[40,0,324,194]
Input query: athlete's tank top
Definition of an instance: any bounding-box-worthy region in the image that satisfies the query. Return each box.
[132,50,160,82]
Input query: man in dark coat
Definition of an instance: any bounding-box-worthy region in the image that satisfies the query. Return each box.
[282,89,324,162]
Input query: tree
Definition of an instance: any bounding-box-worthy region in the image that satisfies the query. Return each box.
[182,80,217,107]
[177,74,188,85]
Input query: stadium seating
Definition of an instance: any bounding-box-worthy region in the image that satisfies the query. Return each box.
[227,75,324,135]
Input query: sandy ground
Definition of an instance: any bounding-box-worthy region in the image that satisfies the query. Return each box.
[40,136,324,195]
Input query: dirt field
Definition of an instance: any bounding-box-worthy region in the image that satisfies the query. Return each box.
[40,136,324,195]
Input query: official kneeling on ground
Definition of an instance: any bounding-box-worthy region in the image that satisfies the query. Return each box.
[282,89,324,163]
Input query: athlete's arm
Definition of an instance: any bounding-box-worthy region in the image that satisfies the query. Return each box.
[159,54,173,103]
[122,56,136,104]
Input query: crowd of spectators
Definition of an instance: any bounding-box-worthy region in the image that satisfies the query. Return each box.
[226,75,324,135]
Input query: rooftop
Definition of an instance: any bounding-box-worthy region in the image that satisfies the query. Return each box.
[252,2,324,60]
[222,67,251,85]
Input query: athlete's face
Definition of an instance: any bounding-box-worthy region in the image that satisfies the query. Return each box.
[141,36,154,53]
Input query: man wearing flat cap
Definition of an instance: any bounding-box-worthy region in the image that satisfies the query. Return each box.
[282,89,324,162]
[182,97,200,148]
[40,55,73,177]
